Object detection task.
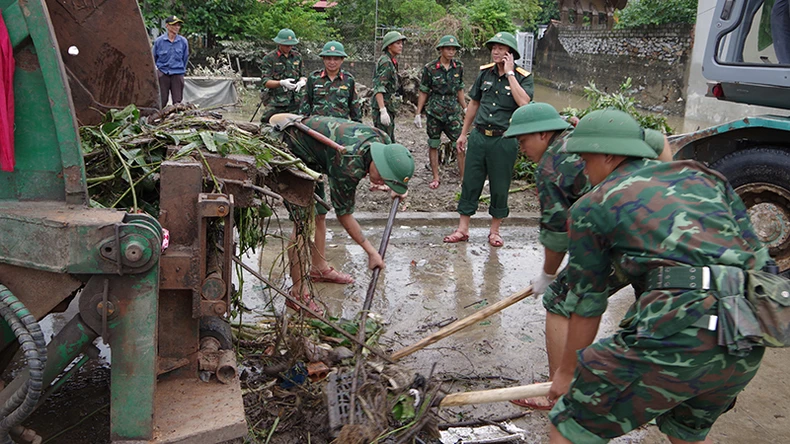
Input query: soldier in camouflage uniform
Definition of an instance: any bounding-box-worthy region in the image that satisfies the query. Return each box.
[372,31,406,141]
[414,35,467,189]
[299,41,361,122]
[545,109,768,443]
[259,29,306,124]
[281,116,415,316]
[503,103,672,410]
[443,31,533,248]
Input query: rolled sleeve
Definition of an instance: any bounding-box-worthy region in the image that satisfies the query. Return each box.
[540,229,568,253]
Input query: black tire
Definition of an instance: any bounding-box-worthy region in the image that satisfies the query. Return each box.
[199,316,233,350]
[711,147,790,273]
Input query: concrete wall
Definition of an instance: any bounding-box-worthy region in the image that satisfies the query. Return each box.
[683,0,786,133]
[534,23,693,115]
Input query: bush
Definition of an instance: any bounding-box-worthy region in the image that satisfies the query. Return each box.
[615,0,697,29]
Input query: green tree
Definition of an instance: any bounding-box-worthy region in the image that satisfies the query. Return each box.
[468,0,516,40]
[615,0,697,28]
[394,0,446,27]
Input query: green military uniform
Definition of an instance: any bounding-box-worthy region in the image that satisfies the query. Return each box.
[548,112,769,443]
[420,56,465,148]
[260,48,304,124]
[458,62,534,218]
[371,52,399,140]
[299,69,360,121]
[283,116,392,216]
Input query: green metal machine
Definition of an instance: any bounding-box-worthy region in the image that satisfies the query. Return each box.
[0,0,310,442]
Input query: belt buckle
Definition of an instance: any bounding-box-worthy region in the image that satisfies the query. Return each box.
[702,266,711,290]
[484,129,494,137]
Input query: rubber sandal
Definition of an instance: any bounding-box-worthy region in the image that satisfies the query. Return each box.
[443,230,469,243]
[285,294,325,318]
[488,232,504,248]
[309,266,355,284]
[510,397,555,410]
[429,179,440,190]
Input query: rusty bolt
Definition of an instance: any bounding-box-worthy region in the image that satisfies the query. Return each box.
[124,243,144,262]
[213,302,227,315]
[217,205,228,216]
[97,301,116,316]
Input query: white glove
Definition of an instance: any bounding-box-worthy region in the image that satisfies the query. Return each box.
[531,271,557,296]
[380,108,391,126]
[413,114,422,128]
[463,107,468,114]
[294,78,307,92]
[280,78,296,91]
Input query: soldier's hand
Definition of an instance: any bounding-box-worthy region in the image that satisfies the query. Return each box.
[503,53,515,74]
[456,135,467,153]
[413,114,422,128]
[280,78,296,90]
[368,251,385,271]
[380,108,392,126]
[294,78,307,92]
[548,368,574,403]
[531,271,556,296]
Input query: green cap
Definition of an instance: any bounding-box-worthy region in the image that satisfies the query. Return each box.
[319,41,347,57]
[273,28,299,45]
[436,35,461,50]
[504,103,571,138]
[370,142,415,195]
[643,128,666,157]
[485,31,520,60]
[566,109,658,159]
[381,31,407,52]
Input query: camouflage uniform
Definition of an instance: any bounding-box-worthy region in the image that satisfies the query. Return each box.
[283,116,391,216]
[549,158,769,442]
[299,69,361,122]
[419,57,465,148]
[260,48,304,124]
[371,53,399,141]
[458,64,533,219]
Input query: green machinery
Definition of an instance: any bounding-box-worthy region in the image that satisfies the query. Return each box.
[0,0,315,442]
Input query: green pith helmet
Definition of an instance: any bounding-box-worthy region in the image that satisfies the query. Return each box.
[370,142,415,195]
[566,109,658,159]
[504,103,571,138]
[319,41,347,57]
[485,31,520,60]
[436,35,461,50]
[273,28,299,45]
[381,31,407,52]
[643,128,666,156]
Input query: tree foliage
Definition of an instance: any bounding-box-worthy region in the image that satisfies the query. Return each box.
[615,0,698,28]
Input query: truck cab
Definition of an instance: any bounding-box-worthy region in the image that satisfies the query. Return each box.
[674,0,790,271]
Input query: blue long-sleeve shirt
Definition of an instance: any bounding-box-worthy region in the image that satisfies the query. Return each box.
[153,34,189,75]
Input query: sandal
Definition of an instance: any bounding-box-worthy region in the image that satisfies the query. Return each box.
[488,232,504,248]
[429,179,440,190]
[285,293,325,318]
[443,230,469,243]
[309,266,355,284]
[510,396,555,411]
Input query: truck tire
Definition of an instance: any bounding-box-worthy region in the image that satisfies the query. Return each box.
[711,147,790,273]
[199,316,233,350]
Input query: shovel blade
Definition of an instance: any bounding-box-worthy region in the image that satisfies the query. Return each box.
[269,113,304,130]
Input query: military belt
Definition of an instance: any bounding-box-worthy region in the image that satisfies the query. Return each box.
[691,314,718,331]
[476,125,506,137]
[645,266,713,291]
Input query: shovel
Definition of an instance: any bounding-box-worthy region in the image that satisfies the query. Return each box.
[269,113,346,153]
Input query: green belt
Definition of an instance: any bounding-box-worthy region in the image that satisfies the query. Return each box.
[645,266,713,291]
[691,314,718,331]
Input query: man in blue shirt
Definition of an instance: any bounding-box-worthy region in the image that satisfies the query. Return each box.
[153,15,189,108]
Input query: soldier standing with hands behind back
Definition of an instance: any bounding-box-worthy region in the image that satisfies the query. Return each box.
[414,35,467,189]
[259,29,306,124]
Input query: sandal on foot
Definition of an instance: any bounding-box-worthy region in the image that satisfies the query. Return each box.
[510,396,555,410]
[488,232,504,247]
[285,293,325,318]
[309,266,355,284]
[443,230,469,243]
[429,179,440,190]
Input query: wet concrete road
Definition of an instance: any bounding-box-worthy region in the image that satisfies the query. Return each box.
[246,213,790,443]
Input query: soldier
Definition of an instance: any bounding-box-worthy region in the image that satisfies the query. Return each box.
[372,31,407,141]
[414,35,467,189]
[503,103,672,410]
[259,29,306,124]
[299,41,361,121]
[279,116,415,316]
[545,109,768,443]
[443,31,533,248]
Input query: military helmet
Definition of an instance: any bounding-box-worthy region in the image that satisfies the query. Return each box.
[485,31,520,60]
[370,142,415,195]
[273,28,299,45]
[504,103,571,138]
[381,31,407,52]
[436,35,461,50]
[565,109,658,159]
[319,41,348,57]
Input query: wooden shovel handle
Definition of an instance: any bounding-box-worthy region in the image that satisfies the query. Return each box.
[439,382,552,407]
[390,285,533,361]
[294,122,346,153]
